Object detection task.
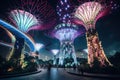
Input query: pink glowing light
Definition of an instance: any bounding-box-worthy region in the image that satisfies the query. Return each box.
[27,19,56,32]
[75,2,102,30]
[74,0,119,30]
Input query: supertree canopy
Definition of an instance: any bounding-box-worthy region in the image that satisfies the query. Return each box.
[74,0,119,30]
[10,10,38,32]
[74,0,119,67]
[75,2,101,30]
[20,0,57,31]
[8,0,57,32]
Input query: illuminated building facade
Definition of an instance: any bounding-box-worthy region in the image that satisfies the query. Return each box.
[10,10,39,32]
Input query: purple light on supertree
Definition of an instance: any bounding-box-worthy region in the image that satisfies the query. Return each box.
[74,0,119,67]
[56,0,74,24]
[53,23,83,41]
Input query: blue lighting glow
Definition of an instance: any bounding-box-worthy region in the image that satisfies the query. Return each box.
[10,10,39,32]
[0,42,14,48]
[0,19,35,52]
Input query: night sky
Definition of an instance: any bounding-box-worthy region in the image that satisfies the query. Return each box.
[0,0,120,60]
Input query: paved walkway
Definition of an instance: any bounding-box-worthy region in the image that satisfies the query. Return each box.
[0,69,42,78]
[66,68,120,79]
[0,68,115,80]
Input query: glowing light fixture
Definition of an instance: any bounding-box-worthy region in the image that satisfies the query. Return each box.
[10,10,39,32]
[51,49,59,55]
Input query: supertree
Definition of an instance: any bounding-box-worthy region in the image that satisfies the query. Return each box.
[8,0,57,52]
[0,19,37,71]
[74,0,119,67]
[51,0,85,66]
[7,0,56,69]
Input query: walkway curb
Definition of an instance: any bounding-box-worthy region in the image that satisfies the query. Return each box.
[67,70,120,79]
[0,70,42,79]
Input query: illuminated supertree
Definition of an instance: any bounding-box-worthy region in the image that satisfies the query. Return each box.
[8,0,56,53]
[74,0,119,67]
[51,0,85,65]
[0,19,37,70]
[7,0,47,69]
[10,10,38,32]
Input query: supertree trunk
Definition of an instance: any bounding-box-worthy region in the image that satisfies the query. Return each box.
[86,28,112,67]
[58,41,77,65]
